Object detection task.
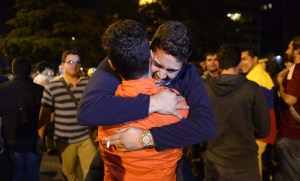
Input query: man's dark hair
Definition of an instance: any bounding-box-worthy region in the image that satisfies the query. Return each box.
[204,49,218,60]
[36,61,49,73]
[218,44,241,69]
[292,35,300,50]
[150,21,192,63]
[61,49,81,63]
[241,47,258,58]
[12,56,32,77]
[102,19,150,80]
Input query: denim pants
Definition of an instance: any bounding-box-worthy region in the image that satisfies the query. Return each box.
[85,147,104,181]
[276,137,300,181]
[11,152,42,181]
[0,148,13,181]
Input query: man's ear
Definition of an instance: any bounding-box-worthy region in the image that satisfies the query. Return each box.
[108,59,116,71]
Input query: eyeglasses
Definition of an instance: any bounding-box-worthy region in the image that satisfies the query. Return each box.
[65,60,81,65]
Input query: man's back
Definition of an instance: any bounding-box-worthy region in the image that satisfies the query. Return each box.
[99,78,189,180]
[0,78,43,151]
[204,74,270,168]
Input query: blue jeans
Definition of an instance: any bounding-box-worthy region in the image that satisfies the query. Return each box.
[11,152,42,181]
[0,148,13,181]
[85,147,104,181]
[276,137,300,181]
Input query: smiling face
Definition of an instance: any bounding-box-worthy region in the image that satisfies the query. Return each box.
[206,54,219,76]
[151,49,183,86]
[240,51,258,74]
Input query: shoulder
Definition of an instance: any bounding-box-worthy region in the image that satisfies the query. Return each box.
[80,76,89,81]
[78,76,89,85]
[243,78,262,91]
[47,79,62,86]
[178,63,201,81]
[33,82,44,90]
[45,79,63,91]
[184,63,199,74]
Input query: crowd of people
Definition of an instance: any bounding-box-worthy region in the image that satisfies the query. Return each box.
[0,19,299,181]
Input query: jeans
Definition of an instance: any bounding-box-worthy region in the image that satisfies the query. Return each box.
[0,148,13,181]
[85,147,104,181]
[11,152,42,181]
[176,156,195,181]
[276,137,300,181]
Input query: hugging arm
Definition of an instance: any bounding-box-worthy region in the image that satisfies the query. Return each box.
[150,65,216,151]
[77,58,185,126]
[102,65,216,151]
[77,58,149,126]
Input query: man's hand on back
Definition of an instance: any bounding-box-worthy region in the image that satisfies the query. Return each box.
[149,89,189,119]
[102,127,145,152]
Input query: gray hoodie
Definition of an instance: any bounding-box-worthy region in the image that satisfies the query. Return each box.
[204,74,270,168]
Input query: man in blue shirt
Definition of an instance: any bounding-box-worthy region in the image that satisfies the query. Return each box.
[78,21,216,152]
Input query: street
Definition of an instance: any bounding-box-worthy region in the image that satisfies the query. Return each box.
[39,154,63,181]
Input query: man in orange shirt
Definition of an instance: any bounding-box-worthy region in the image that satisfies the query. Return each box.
[98,19,189,180]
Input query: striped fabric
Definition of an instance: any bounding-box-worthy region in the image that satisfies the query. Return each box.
[42,77,89,144]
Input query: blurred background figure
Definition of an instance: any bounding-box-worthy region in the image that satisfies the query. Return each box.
[240,47,277,179]
[0,73,8,84]
[276,35,300,180]
[87,67,97,78]
[33,60,56,155]
[0,56,44,181]
[259,58,269,71]
[33,61,53,87]
[202,50,220,81]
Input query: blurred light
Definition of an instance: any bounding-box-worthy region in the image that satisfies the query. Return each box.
[268,3,272,9]
[274,55,282,64]
[261,3,272,11]
[227,13,241,21]
[71,37,76,41]
[139,0,156,6]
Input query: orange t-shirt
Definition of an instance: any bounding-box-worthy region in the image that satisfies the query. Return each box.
[98,78,189,181]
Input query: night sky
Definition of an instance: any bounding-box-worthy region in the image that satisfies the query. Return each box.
[1,0,300,57]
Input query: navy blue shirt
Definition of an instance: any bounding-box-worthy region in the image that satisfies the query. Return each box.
[78,58,216,151]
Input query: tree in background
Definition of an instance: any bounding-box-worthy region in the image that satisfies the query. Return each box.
[0,0,104,69]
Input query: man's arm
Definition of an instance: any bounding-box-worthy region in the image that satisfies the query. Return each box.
[252,84,271,139]
[38,106,52,138]
[102,65,217,151]
[77,58,187,126]
[277,74,298,106]
[149,65,216,150]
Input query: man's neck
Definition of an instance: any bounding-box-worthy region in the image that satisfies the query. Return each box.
[294,57,300,64]
[221,67,238,75]
[63,74,80,87]
[208,71,219,78]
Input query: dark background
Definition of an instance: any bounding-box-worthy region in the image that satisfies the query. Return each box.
[1,0,300,72]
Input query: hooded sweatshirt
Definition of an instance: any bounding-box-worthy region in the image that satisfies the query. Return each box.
[204,74,270,168]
